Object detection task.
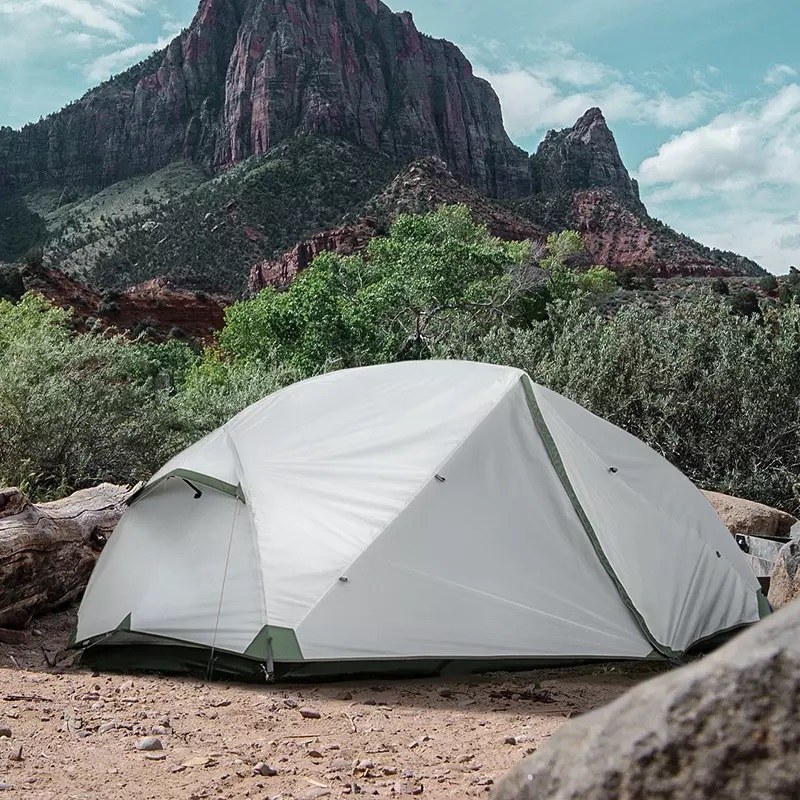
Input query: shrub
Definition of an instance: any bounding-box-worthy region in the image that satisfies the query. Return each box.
[0,294,194,498]
[760,274,779,293]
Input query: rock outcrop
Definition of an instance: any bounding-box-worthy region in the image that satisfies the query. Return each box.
[0,484,128,630]
[492,599,800,800]
[769,537,800,609]
[702,490,798,538]
[250,156,545,291]
[525,110,765,277]
[0,0,528,198]
[22,266,228,341]
[531,108,644,212]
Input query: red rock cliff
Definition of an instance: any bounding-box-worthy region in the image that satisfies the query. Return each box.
[0,0,528,198]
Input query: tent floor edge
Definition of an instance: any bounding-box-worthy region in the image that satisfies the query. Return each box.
[75,635,672,683]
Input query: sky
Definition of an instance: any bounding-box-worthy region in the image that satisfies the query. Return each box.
[0,0,798,272]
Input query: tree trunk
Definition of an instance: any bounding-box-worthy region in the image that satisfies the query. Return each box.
[0,484,129,629]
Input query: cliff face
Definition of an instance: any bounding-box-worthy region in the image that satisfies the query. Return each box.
[531,108,644,212]
[0,0,528,197]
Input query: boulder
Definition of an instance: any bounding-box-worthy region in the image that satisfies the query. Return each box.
[492,600,800,800]
[0,484,129,628]
[769,539,800,609]
[702,489,797,538]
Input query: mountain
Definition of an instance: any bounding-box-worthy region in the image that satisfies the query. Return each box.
[0,2,766,291]
[0,0,528,198]
[520,109,766,277]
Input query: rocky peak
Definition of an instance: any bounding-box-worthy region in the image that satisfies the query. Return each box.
[0,0,529,198]
[531,107,644,210]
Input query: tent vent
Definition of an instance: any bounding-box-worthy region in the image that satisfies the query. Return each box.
[435,474,446,483]
[339,576,349,583]
[608,467,618,474]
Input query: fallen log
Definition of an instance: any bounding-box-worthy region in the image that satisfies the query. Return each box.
[0,484,129,628]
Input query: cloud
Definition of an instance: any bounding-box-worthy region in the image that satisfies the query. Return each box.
[474,44,721,138]
[764,64,798,86]
[638,85,800,272]
[637,84,800,195]
[0,0,148,39]
[85,34,173,81]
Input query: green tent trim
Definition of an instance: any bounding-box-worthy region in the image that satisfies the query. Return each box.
[521,377,681,662]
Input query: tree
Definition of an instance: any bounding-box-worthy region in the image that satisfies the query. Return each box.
[760,274,779,293]
[730,288,760,317]
[219,205,534,375]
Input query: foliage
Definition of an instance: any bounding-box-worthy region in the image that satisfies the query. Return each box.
[3,206,798,517]
[760,274,779,293]
[0,193,47,263]
[79,137,399,294]
[0,294,194,498]
[0,265,24,302]
[219,205,536,375]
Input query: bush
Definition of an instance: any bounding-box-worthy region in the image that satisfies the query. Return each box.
[760,274,779,293]
[0,294,194,498]
[710,278,729,295]
[0,265,24,302]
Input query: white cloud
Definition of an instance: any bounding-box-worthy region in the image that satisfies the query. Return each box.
[638,85,800,272]
[475,45,721,138]
[0,0,148,39]
[764,64,798,86]
[85,34,173,81]
[637,84,800,195]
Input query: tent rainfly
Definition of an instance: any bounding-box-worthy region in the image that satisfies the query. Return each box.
[73,361,769,680]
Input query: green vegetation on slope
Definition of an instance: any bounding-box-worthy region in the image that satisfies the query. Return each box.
[52,137,399,294]
[2,206,798,514]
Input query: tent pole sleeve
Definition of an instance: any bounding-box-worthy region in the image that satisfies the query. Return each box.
[519,377,679,664]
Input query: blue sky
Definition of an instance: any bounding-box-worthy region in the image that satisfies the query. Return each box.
[0,0,798,272]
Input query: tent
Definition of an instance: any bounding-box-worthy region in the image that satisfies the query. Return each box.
[73,361,768,680]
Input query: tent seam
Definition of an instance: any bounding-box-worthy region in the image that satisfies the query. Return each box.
[520,377,678,663]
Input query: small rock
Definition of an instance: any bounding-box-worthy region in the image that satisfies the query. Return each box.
[503,736,517,745]
[118,680,134,694]
[355,759,375,771]
[182,756,214,768]
[0,783,12,791]
[145,752,167,761]
[325,743,341,751]
[135,737,163,752]
[151,725,170,735]
[252,762,278,777]
[308,750,324,759]
[299,707,322,719]
[438,689,455,698]
[98,722,117,734]
[0,728,11,738]
[392,781,423,795]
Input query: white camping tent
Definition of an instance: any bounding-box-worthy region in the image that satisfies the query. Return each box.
[74,361,767,679]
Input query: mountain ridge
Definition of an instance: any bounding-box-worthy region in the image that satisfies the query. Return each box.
[0,0,528,198]
[0,1,766,281]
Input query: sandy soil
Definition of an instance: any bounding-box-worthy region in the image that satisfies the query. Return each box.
[0,607,664,800]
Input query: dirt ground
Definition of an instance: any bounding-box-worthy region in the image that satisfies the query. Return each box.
[0,607,665,800]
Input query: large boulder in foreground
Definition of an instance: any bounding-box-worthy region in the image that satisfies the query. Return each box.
[0,484,128,629]
[702,489,797,538]
[492,600,800,800]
